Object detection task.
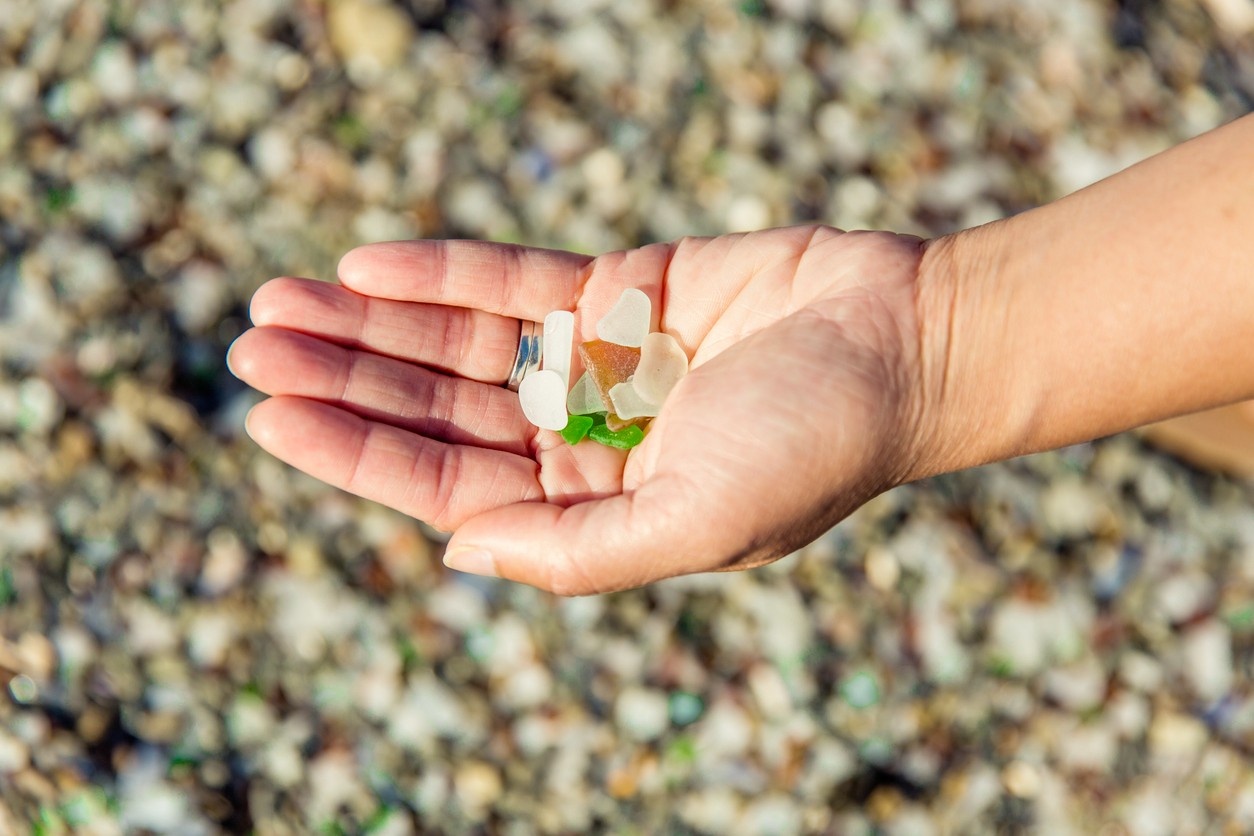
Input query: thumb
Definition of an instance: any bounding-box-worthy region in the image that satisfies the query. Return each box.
[441,475,734,595]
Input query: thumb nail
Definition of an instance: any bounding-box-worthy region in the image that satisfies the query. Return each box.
[443,547,498,578]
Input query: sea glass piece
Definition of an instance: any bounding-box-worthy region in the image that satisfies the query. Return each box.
[542,310,575,389]
[589,422,645,449]
[578,340,640,412]
[566,372,604,416]
[595,288,651,348]
[559,414,595,445]
[633,332,688,404]
[604,411,644,432]
[609,380,661,420]
[518,370,568,431]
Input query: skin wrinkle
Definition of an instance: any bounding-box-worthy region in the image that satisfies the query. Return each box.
[340,415,374,503]
[417,437,462,530]
[547,506,611,596]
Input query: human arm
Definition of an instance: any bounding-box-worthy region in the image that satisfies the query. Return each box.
[912,112,1254,478]
[227,114,1254,595]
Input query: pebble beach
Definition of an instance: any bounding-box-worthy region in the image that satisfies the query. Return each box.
[2,0,1253,832]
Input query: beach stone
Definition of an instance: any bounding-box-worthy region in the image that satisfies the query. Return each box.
[1154,572,1214,625]
[0,730,29,773]
[1107,691,1151,739]
[1055,722,1118,773]
[1040,477,1104,539]
[742,794,802,836]
[518,370,568,431]
[1043,659,1107,712]
[454,761,502,816]
[678,787,741,834]
[615,686,669,741]
[1181,619,1233,703]
[595,288,651,347]
[1149,711,1207,767]
[328,0,415,79]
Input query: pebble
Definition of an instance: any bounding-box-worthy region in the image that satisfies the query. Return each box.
[1180,619,1234,703]
[1154,572,1215,624]
[1149,711,1208,767]
[1001,760,1041,799]
[1043,659,1107,712]
[0,731,29,773]
[1040,477,1105,539]
[327,0,415,80]
[454,761,503,817]
[614,686,670,742]
[1054,722,1118,773]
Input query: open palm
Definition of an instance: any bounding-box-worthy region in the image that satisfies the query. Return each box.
[229,225,934,593]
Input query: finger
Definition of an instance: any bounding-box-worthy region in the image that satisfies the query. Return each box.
[441,473,755,595]
[229,327,534,456]
[249,276,522,383]
[336,240,593,322]
[246,396,543,530]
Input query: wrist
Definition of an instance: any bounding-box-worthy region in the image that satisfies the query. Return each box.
[908,220,1034,481]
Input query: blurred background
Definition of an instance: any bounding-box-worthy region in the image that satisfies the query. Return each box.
[2,0,1253,832]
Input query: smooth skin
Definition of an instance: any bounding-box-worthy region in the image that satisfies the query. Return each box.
[228,113,1254,595]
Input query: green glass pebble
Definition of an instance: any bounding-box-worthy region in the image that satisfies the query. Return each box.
[560,414,595,445]
[589,422,644,449]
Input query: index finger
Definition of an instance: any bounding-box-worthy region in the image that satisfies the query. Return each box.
[337,240,594,323]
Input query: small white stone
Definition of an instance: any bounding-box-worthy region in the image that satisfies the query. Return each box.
[614,686,669,741]
[595,288,651,347]
[518,370,568,431]
[1182,619,1233,703]
[542,310,575,389]
[566,372,604,415]
[609,380,660,419]
[633,331,688,404]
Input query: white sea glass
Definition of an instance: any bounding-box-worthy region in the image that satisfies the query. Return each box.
[632,332,688,404]
[609,379,661,420]
[566,371,604,416]
[595,288,651,348]
[542,310,575,389]
[518,370,568,431]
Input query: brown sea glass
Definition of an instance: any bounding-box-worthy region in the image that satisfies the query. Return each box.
[578,340,640,403]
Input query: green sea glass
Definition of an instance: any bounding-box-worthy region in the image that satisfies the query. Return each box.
[589,422,644,449]
[559,414,595,445]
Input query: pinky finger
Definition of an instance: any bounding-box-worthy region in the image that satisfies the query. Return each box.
[246,396,544,530]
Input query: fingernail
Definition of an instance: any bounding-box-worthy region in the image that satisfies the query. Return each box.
[443,547,498,578]
[225,340,241,378]
[243,404,258,440]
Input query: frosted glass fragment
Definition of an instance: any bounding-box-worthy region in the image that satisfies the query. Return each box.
[604,411,645,432]
[609,380,661,420]
[633,332,689,404]
[566,372,604,416]
[518,370,568,431]
[578,340,640,412]
[589,422,645,449]
[559,414,595,445]
[595,288,651,348]
[542,310,575,389]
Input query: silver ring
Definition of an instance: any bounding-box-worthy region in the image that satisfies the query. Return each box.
[505,320,543,391]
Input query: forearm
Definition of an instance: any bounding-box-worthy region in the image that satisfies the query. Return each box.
[916,113,1254,476]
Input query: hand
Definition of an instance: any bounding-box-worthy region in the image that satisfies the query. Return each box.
[227,226,939,593]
